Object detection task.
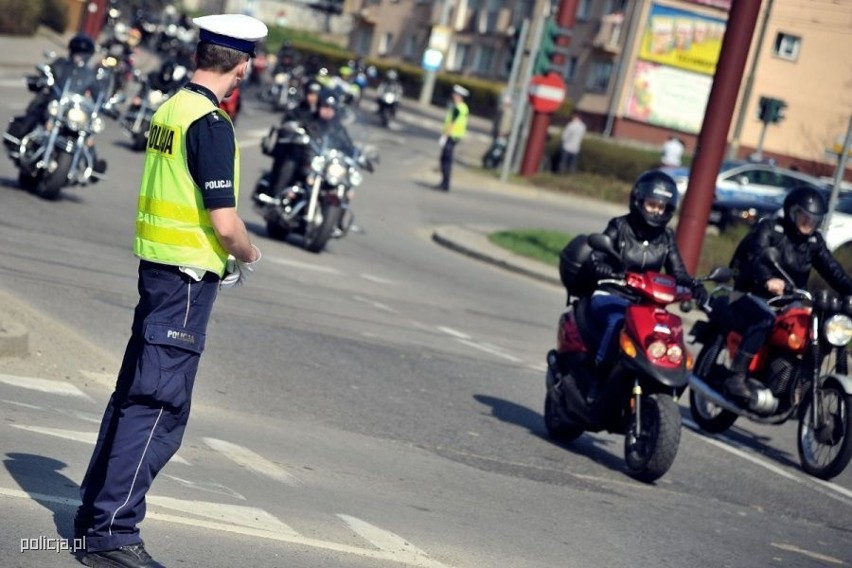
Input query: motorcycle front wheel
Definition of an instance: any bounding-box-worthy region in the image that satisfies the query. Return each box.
[689,336,738,433]
[303,203,342,253]
[32,151,71,200]
[797,384,852,480]
[624,393,681,483]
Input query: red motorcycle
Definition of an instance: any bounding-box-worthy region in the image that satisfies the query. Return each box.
[545,234,731,482]
[688,248,852,480]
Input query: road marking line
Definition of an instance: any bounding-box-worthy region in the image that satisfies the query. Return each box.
[266,256,342,274]
[0,373,91,399]
[161,475,247,500]
[684,418,852,506]
[527,362,548,373]
[203,437,300,486]
[2,399,42,410]
[149,495,299,536]
[456,339,522,363]
[359,273,397,285]
[9,425,190,465]
[770,542,845,565]
[437,326,470,340]
[338,514,449,567]
[352,295,397,314]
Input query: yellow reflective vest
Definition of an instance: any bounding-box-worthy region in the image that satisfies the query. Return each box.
[134,89,239,277]
[444,101,469,139]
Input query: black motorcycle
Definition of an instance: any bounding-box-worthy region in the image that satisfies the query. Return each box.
[376,89,399,127]
[482,136,507,169]
[4,64,107,199]
[120,65,186,151]
[253,121,375,253]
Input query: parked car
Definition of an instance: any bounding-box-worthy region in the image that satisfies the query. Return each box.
[663,160,827,229]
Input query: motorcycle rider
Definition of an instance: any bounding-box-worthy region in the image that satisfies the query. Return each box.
[259,88,355,198]
[724,186,852,399]
[4,34,101,154]
[583,170,707,372]
[284,78,322,121]
[376,69,402,116]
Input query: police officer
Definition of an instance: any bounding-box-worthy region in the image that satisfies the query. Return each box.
[437,84,469,191]
[75,14,267,568]
[724,186,852,400]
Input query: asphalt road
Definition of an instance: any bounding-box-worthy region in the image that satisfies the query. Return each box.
[0,71,849,568]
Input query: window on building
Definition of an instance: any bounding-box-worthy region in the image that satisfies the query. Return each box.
[448,43,469,72]
[403,35,418,59]
[773,32,801,61]
[378,32,393,56]
[586,60,613,92]
[474,45,496,74]
[605,0,626,13]
[356,29,373,56]
[564,56,578,82]
[576,0,592,20]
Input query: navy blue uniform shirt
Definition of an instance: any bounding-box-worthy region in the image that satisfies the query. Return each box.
[183,83,236,210]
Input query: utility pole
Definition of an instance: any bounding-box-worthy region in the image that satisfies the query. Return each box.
[727,0,774,160]
[419,0,455,106]
[675,0,761,273]
[519,0,577,176]
[499,18,534,182]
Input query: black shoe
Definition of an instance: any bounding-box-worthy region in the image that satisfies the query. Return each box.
[93,159,107,174]
[725,373,752,400]
[83,543,165,568]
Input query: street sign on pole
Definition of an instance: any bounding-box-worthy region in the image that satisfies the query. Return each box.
[421,48,443,72]
[528,73,566,114]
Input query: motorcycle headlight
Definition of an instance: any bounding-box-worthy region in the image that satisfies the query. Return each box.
[47,100,60,117]
[274,72,287,85]
[381,93,394,103]
[91,116,104,133]
[349,168,363,187]
[824,314,852,347]
[66,105,89,130]
[147,89,165,106]
[325,160,348,185]
[310,155,326,172]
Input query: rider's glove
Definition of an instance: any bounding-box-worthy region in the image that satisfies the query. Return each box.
[220,245,262,289]
[691,281,709,305]
[593,263,615,280]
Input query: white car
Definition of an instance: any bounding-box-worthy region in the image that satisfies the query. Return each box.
[824,194,852,253]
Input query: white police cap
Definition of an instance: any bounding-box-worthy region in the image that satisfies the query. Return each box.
[193,14,268,57]
[452,84,470,97]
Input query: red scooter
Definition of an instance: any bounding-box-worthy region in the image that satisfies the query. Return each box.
[544,234,730,482]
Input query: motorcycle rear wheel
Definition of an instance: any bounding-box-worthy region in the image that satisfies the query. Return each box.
[17,169,38,191]
[624,394,681,483]
[543,393,584,443]
[32,152,71,200]
[689,336,738,433]
[265,220,290,241]
[797,384,852,480]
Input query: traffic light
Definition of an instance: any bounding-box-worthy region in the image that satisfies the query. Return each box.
[504,27,523,76]
[533,19,572,76]
[758,96,787,124]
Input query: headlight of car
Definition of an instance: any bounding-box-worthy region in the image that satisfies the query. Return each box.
[47,100,60,117]
[349,168,363,187]
[324,159,348,185]
[66,105,89,130]
[824,314,852,347]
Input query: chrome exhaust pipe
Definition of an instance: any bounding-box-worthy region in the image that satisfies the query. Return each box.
[688,374,744,415]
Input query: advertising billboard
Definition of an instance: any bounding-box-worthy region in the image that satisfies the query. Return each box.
[638,3,727,75]
[625,60,713,134]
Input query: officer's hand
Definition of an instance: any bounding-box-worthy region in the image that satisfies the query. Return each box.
[766,277,785,296]
[220,245,262,289]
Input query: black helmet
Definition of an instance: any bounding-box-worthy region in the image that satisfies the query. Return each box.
[629,170,679,230]
[68,34,95,57]
[782,185,826,237]
[317,88,338,110]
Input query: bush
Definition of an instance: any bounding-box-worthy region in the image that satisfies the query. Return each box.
[40,0,68,34]
[0,0,43,35]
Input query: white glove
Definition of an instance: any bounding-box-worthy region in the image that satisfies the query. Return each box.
[438,135,447,147]
[220,245,262,289]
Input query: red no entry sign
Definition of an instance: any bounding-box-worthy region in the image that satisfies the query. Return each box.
[528,73,566,114]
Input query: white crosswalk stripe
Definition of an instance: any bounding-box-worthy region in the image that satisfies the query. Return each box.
[203,437,300,486]
[0,373,91,399]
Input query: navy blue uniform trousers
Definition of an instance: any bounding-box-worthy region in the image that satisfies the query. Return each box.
[78,260,218,552]
[439,138,458,190]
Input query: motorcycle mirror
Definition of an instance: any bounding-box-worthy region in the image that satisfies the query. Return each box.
[765,247,796,286]
[705,266,732,283]
[43,50,56,60]
[587,233,620,261]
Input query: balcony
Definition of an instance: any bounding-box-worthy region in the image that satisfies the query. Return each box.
[591,12,624,55]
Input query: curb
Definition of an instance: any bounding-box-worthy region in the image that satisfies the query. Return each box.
[0,320,29,358]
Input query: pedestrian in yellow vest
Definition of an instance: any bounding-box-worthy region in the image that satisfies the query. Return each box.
[76,14,266,568]
[437,84,469,191]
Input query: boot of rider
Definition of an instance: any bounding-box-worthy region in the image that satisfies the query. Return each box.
[724,350,755,400]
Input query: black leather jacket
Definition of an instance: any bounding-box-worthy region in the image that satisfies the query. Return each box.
[731,218,852,298]
[590,215,693,286]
